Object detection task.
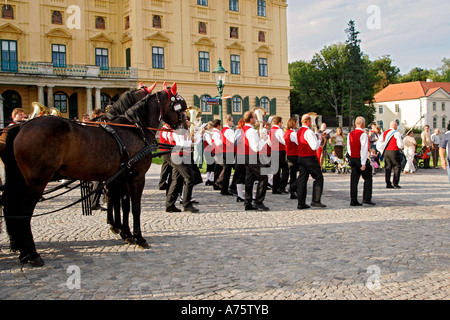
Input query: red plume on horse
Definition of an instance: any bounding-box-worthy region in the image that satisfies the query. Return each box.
[1,83,187,267]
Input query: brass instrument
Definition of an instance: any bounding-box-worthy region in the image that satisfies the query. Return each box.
[252,107,267,138]
[29,102,49,119]
[307,112,318,133]
[49,107,62,117]
[187,106,201,139]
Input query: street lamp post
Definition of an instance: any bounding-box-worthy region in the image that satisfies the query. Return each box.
[213,58,228,124]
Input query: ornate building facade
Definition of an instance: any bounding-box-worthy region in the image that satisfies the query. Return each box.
[0,0,290,125]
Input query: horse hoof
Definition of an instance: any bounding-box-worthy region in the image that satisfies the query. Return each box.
[19,253,45,267]
[29,256,45,267]
[124,237,136,245]
[136,239,150,249]
[110,226,121,234]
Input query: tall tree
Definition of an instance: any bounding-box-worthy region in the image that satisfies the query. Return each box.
[370,55,401,93]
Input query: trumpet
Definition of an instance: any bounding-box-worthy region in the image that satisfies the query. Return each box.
[29,102,49,119]
[187,106,201,139]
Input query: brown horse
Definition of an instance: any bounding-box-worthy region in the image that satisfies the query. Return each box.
[2,84,187,267]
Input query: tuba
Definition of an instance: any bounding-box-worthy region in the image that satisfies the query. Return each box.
[307,112,318,133]
[49,107,62,117]
[29,102,49,119]
[187,106,201,139]
[252,107,267,138]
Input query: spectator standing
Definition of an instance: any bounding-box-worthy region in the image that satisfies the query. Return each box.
[329,127,344,159]
[431,128,440,169]
[403,131,417,174]
[439,129,450,184]
[421,125,433,168]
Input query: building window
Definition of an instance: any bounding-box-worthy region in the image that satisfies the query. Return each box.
[260,96,269,113]
[125,16,130,29]
[442,117,447,129]
[377,120,384,130]
[258,31,266,42]
[52,44,66,67]
[153,15,162,28]
[433,101,437,111]
[95,48,109,70]
[230,55,240,75]
[378,105,383,114]
[199,22,207,34]
[101,93,111,110]
[229,0,239,11]
[259,58,268,77]
[199,51,210,72]
[257,0,266,17]
[395,104,400,113]
[230,27,238,39]
[152,46,164,69]
[54,92,68,113]
[232,95,242,113]
[197,0,208,6]
[442,102,446,111]
[1,40,18,72]
[95,17,105,30]
[433,117,438,129]
[52,11,63,25]
[2,5,14,19]
[201,95,212,113]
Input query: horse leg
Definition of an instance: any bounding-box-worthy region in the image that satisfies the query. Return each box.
[119,190,135,245]
[129,176,149,249]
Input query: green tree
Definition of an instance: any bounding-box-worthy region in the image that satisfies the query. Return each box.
[370,54,401,93]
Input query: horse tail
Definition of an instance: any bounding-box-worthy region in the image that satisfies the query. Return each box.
[2,125,26,251]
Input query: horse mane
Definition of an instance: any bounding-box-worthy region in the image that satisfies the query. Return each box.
[124,93,155,129]
[107,89,144,120]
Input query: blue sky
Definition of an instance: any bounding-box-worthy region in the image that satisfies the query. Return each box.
[286,0,450,74]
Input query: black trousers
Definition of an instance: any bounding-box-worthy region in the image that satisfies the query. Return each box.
[286,155,299,194]
[384,150,401,187]
[244,156,268,206]
[297,156,324,206]
[349,158,373,203]
[271,150,289,192]
[159,154,172,190]
[217,152,234,192]
[165,154,195,208]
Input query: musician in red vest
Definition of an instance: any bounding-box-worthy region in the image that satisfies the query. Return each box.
[377,120,404,188]
[284,117,299,199]
[216,115,236,196]
[211,119,223,190]
[269,117,289,194]
[241,111,270,211]
[296,114,326,209]
[347,116,375,206]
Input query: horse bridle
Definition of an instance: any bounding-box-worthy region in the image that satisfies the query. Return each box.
[158,89,186,128]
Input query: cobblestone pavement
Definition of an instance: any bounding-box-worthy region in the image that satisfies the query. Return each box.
[0,164,449,300]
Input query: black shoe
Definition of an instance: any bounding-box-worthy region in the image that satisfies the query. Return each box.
[184,205,199,213]
[350,201,363,206]
[213,184,221,190]
[236,196,245,202]
[290,192,298,199]
[394,185,402,189]
[311,202,327,208]
[386,185,394,189]
[220,191,233,196]
[297,204,311,210]
[363,201,376,205]
[245,205,258,211]
[205,180,213,186]
[272,190,282,194]
[228,188,237,195]
[254,203,270,211]
[166,206,181,213]
[278,189,289,194]
[92,204,107,211]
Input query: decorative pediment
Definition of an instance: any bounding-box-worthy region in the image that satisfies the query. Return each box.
[89,33,114,43]
[427,88,450,99]
[45,27,72,39]
[255,44,271,54]
[121,32,132,44]
[145,31,170,42]
[225,41,244,51]
[0,23,23,35]
[194,37,215,48]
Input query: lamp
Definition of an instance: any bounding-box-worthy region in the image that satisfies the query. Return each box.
[213,58,228,123]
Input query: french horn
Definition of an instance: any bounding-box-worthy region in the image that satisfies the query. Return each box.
[29,102,49,119]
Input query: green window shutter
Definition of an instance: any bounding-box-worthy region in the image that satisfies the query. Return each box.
[213,104,219,115]
[255,96,260,108]
[270,98,277,115]
[243,96,249,112]
[227,98,232,115]
[194,95,200,107]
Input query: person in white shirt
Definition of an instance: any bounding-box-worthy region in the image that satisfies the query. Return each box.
[431,128,440,168]
[377,121,404,188]
[216,115,236,195]
[210,119,223,190]
[269,117,289,194]
[242,111,270,211]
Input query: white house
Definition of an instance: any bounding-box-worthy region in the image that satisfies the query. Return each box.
[373,80,450,134]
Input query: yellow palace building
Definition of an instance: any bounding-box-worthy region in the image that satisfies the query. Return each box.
[0,0,290,125]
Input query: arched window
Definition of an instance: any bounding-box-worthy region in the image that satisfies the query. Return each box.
[432,117,438,129]
[201,94,212,113]
[52,11,63,25]
[260,96,269,113]
[95,17,105,30]
[442,117,447,129]
[199,22,207,34]
[232,95,242,113]
[2,5,14,19]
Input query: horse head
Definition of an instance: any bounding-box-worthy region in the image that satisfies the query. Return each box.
[161,82,188,131]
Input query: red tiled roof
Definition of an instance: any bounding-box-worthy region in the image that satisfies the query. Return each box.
[374,81,450,102]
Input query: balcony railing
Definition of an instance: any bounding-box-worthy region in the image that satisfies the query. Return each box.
[0,61,137,79]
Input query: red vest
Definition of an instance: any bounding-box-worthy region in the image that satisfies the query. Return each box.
[269,126,286,152]
[384,129,399,151]
[284,129,297,156]
[297,127,317,157]
[159,126,172,151]
[212,129,223,154]
[221,126,235,154]
[243,125,256,156]
[349,129,364,158]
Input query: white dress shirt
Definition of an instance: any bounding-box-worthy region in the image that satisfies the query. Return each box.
[301,125,321,151]
[269,125,286,147]
[222,125,235,144]
[245,123,268,152]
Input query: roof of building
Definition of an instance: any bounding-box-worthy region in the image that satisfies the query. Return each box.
[374,81,450,103]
